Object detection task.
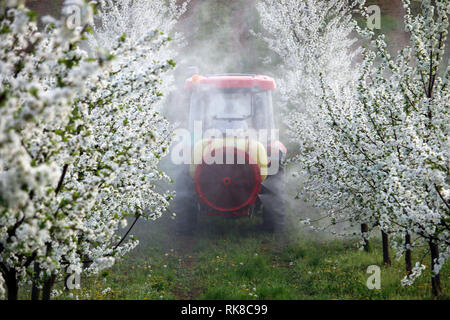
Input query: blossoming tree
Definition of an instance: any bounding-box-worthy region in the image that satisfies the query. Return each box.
[88,0,187,99]
[256,0,380,246]
[0,0,180,300]
[258,0,449,296]
[356,0,449,295]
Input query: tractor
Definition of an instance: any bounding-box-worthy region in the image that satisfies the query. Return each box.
[174,73,286,234]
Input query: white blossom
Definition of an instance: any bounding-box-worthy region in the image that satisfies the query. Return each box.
[258,0,449,290]
[0,0,183,299]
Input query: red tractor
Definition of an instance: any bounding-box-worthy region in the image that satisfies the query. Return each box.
[174,73,286,234]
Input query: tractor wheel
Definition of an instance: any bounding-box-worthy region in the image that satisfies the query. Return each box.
[260,158,286,233]
[174,166,198,235]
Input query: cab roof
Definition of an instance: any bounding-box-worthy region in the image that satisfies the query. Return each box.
[185,74,276,91]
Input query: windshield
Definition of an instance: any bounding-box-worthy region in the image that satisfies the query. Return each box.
[213,92,252,120]
[188,89,274,137]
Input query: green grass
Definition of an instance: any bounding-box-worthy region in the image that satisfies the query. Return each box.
[45,214,448,300]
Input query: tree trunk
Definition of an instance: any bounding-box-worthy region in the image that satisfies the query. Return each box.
[405,232,412,275]
[361,223,370,252]
[5,270,18,300]
[31,263,41,300]
[381,230,391,266]
[429,241,441,297]
[42,274,56,300]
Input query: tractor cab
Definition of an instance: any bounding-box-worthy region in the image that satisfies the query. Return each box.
[185,74,276,139]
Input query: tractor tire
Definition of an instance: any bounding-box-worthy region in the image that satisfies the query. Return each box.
[174,165,198,235]
[260,158,286,233]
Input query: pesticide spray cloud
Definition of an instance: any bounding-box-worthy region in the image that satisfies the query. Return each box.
[159,0,315,235]
[83,0,340,237]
